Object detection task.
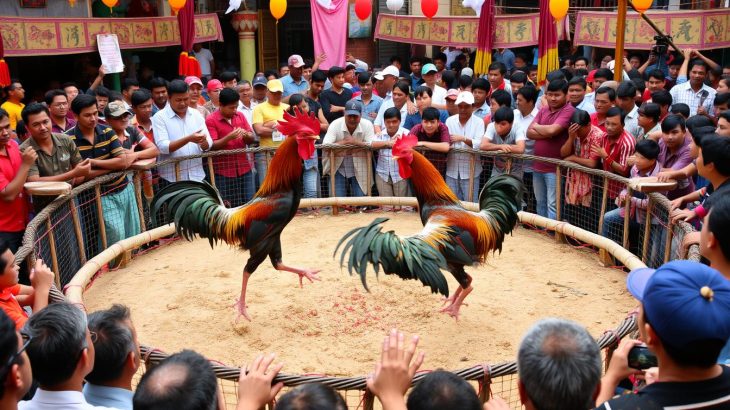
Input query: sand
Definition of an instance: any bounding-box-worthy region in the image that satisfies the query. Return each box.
[83,212,637,377]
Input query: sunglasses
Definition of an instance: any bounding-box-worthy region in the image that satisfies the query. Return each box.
[0,331,33,377]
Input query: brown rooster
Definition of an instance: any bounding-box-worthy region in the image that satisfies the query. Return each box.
[336,134,522,319]
[152,109,321,321]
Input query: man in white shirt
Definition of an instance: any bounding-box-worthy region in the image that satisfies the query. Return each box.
[445,91,485,202]
[616,81,640,138]
[322,100,375,198]
[421,63,448,109]
[371,106,410,198]
[237,80,258,126]
[193,43,215,79]
[513,86,539,212]
[19,303,117,410]
[670,59,716,117]
[152,79,213,184]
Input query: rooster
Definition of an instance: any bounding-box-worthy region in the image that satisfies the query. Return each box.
[335,134,522,319]
[152,109,321,321]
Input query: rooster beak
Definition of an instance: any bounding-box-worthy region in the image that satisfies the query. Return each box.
[392,155,400,161]
[307,135,318,140]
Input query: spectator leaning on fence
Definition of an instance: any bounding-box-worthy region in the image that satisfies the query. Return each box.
[480,106,526,179]
[0,309,32,410]
[484,318,602,410]
[371,107,410,202]
[595,260,730,409]
[408,106,450,176]
[445,91,485,202]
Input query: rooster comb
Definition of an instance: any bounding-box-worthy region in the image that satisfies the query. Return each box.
[277,108,321,137]
[392,133,418,153]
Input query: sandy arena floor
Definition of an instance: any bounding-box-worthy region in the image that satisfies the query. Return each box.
[83,212,637,376]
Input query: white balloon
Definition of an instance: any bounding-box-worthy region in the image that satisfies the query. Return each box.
[386,0,403,12]
[461,0,484,16]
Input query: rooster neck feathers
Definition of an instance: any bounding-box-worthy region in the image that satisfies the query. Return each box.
[409,152,459,205]
[256,136,303,197]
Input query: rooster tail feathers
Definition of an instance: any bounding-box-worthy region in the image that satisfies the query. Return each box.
[478,174,523,244]
[334,218,450,296]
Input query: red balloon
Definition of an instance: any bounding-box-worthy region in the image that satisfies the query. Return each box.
[354,0,371,21]
[421,0,437,19]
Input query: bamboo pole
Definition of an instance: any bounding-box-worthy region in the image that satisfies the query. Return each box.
[45,218,61,288]
[467,154,476,202]
[615,0,628,82]
[329,149,338,216]
[133,172,147,233]
[70,201,87,265]
[664,222,675,263]
[641,197,654,265]
[554,165,567,244]
[597,177,610,234]
[174,162,181,182]
[208,160,217,189]
[622,188,633,249]
[95,185,108,250]
[366,149,373,197]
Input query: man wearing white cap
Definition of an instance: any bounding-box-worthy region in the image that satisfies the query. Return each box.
[281,54,309,102]
[379,65,400,103]
[445,91,485,202]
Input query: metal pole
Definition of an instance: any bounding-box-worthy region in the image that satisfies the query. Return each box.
[615,0,628,82]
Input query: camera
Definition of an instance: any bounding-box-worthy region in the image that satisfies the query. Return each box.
[651,35,670,56]
[627,345,658,370]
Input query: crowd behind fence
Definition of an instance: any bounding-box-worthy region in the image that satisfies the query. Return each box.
[15,145,700,409]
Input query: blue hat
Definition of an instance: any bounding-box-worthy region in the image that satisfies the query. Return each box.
[421,63,438,75]
[627,260,730,347]
[344,100,363,116]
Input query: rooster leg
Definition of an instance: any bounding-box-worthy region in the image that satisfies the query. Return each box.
[233,271,252,322]
[440,286,473,320]
[274,262,322,288]
[441,286,464,307]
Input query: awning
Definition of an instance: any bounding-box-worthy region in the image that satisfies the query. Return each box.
[0,13,223,57]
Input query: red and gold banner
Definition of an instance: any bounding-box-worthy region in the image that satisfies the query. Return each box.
[374,13,539,48]
[0,13,223,57]
[575,10,730,50]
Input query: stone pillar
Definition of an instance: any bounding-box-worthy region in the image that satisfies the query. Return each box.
[231,11,259,83]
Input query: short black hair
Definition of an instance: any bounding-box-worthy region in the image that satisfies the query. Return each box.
[638,103,661,123]
[488,61,507,75]
[700,133,730,177]
[219,71,238,83]
[311,70,327,83]
[440,70,457,89]
[568,76,587,90]
[44,89,67,106]
[62,82,78,90]
[510,71,527,85]
[635,139,660,160]
[594,68,614,81]
[708,193,730,261]
[149,77,168,90]
[546,79,568,94]
[686,114,715,133]
[406,370,481,410]
[133,350,218,410]
[422,107,440,121]
[570,109,591,127]
[108,91,123,103]
[71,93,98,115]
[413,86,433,98]
[595,86,616,101]
[264,69,279,79]
[714,92,730,107]
[383,106,401,121]
[616,81,637,99]
[490,89,512,107]
[546,70,566,83]
[131,89,153,107]
[276,383,347,410]
[86,304,135,384]
[647,69,666,81]
[409,56,422,65]
[493,106,514,123]
[219,88,240,106]
[21,102,50,125]
[719,110,730,124]
[0,309,19,399]
[458,75,473,89]
[0,108,7,122]
[92,86,110,98]
[167,79,189,97]
[122,78,140,92]
[286,94,305,115]
[357,72,372,85]
[670,103,690,118]
[389,55,402,65]
[606,106,625,124]
[574,56,589,66]
[661,114,686,134]
[471,78,490,93]
[632,77,646,94]
[433,52,447,63]
[328,66,345,78]
[516,86,539,105]
[651,90,672,107]
[688,59,708,73]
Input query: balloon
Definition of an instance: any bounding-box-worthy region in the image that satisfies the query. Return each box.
[102,0,118,8]
[355,0,371,21]
[385,0,403,12]
[168,0,186,13]
[421,0,438,19]
[270,0,287,21]
[632,0,652,13]
[549,0,568,21]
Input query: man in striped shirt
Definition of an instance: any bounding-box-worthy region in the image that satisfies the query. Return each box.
[591,107,635,200]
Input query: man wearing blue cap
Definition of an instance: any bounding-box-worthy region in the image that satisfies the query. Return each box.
[595,260,730,409]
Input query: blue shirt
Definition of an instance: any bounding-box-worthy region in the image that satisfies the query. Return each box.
[410,73,424,90]
[353,94,383,123]
[493,49,516,72]
[403,109,449,130]
[280,74,309,97]
[83,383,134,410]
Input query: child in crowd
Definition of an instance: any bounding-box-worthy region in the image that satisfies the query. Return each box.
[371,107,410,209]
[0,241,54,329]
[408,107,450,176]
[480,106,526,179]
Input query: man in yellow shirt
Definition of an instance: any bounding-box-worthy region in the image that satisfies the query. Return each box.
[252,79,289,185]
[1,82,25,131]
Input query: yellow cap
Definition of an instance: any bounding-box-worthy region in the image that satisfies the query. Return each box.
[267,79,283,93]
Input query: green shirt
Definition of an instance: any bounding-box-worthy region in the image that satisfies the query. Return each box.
[19,133,82,181]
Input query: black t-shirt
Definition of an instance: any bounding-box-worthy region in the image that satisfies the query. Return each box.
[703,178,730,211]
[320,88,353,123]
[595,365,730,410]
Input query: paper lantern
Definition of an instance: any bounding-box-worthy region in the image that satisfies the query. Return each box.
[270,0,287,22]
[549,0,568,21]
[421,0,438,19]
[168,0,186,14]
[386,0,403,12]
[632,0,652,13]
[355,0,371,21]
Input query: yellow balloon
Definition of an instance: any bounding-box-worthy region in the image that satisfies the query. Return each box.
[270,0,287,21]
[101,0,118,8]
[168,0,186,11]
[632,0,652,13]
[549,0,568,21]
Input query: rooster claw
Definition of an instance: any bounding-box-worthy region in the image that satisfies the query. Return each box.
[233,299,251,323]
[297,269,322,288]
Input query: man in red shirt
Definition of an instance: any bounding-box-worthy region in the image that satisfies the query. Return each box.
[592,106,636,199]
[0,107,36,267]
[206,88,256,207]
[589,87,616,133]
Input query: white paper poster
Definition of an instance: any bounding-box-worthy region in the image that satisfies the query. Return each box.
[96,34,124,74]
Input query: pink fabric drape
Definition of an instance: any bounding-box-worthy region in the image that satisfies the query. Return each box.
[311,0,348,70]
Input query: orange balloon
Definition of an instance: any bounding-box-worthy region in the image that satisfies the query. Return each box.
[270,0,287,21]
[632,0,652,13]
[101,0,118,8]
[549,0,568,21]
[168,0,186,12]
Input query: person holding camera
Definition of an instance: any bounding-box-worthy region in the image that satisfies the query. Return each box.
[595,260,730,409]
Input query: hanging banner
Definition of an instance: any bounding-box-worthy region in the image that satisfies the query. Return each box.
[374,13,539,48]
[575,9,730,50]
[0,13,223,57]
